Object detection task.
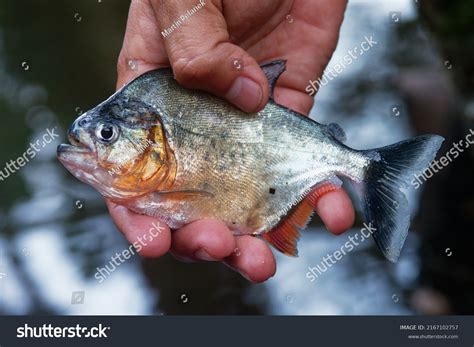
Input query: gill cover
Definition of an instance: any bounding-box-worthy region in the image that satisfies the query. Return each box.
[110,119,177,195]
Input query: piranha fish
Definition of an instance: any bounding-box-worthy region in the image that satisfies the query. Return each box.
[57,60,443,262]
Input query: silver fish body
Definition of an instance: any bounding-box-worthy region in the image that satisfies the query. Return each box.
[58,60,444,260]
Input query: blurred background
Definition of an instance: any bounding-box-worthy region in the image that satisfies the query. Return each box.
[0,0,473,315]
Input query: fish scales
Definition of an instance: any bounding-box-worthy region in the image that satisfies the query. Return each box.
[58,60,444,261]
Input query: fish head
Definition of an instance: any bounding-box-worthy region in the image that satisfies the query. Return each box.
[57,98,176,201]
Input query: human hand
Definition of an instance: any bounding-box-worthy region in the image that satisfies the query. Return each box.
[107,0,354,282]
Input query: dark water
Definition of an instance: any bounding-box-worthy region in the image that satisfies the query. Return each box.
[0,1,466,315]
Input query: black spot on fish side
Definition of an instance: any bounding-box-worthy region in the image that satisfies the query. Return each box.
[269,188,276,195]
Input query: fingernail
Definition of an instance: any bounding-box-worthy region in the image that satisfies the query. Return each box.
[194,249,218,261]
[223,262,256,283]
[237,270,255,283]
[111,204,130,216]
[225,76,263,113]
[173,254,196,263]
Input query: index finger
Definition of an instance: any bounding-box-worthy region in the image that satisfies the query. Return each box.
[116,0,169,88]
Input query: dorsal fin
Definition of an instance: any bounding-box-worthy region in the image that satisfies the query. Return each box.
[327,123,347,143]
[260,60,287,99]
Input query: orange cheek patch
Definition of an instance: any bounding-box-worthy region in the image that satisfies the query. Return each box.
[111,124,177,195]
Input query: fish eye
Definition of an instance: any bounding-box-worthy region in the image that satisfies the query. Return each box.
[95,123,119,144]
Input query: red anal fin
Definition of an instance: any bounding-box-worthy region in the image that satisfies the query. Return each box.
[262,181,341,257]
[263,200,313,257]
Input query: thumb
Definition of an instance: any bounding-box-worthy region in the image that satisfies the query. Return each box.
[152,0,269,113]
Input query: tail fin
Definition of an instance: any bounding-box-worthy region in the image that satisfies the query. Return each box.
[360,135,444,262]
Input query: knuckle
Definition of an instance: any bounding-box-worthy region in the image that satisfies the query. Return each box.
[116,52,127,76]
[172,55,212,86]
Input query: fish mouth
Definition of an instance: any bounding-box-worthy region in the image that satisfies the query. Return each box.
[57,136,117,199]
[57,134,95,170]
[57,139,108,190]
[57,143,92,154]
[57,131,94,156]
[57,142,96,180]
[57,119,101,179]
[57,141,94,160]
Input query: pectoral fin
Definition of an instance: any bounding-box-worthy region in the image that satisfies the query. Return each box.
[152,189,214,202]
